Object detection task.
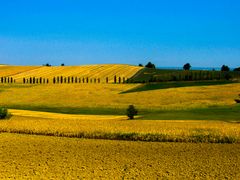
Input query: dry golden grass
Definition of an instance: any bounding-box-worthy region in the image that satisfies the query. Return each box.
[1,110,239,143]
[0,83,239,110]
[0,133,239,179]
[0,64,143,83]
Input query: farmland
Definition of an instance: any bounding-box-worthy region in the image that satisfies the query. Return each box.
[0,64,143,83]
[0,64,240,179]
[0,110,240,143]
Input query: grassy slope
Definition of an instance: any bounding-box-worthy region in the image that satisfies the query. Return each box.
[129,67,240,82]
[0,82,239,121]
[121,80,239,93]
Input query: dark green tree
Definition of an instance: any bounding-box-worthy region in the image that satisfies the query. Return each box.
[126,105,138,120]
[0,107,8,119]
[145,62,156,69]
[233,67,240,71]
[221,65,230,72]
[183,63,191,70]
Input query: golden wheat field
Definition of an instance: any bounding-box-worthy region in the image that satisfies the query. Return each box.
[0,110,240,143]
[0,83,239,110]
[0,64,143,83]
[0,133,239,179]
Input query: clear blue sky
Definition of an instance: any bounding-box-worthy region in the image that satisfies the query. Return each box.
[0,0,239,68]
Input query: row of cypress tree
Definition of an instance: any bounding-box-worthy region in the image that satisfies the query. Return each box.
[21,76,128,84]
[0,77,15,83]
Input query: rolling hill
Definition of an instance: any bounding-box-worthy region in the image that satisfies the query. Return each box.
[0,64,143,83]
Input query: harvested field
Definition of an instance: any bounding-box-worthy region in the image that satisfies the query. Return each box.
[0,133,239,179]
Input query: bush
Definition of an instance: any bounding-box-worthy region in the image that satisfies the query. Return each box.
[0,107,8,119]
[126,105,138,120]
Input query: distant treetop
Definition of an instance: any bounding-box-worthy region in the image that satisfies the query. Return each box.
[145,62,156,69]
[43,63,51,67]
[183,63,191,70]
[233,67,240,71]
[221,65,230,72]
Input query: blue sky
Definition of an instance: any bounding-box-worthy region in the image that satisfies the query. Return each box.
[0,0,239,67]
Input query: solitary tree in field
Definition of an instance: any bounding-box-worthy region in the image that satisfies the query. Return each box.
[126,105,138,120]
[183,63,191,70]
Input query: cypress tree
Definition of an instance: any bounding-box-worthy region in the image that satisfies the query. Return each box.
[39,77,42,84]
[29,77,32,84]
[114,75,117,83]
[71,77,74,83]
[118,77,121,83]
[86,77,89,83]
[106,77,108,83]
[75,77,78,83]
[82,78,85,83]
[53,77,56,84]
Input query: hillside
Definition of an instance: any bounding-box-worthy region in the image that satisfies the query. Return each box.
[129,68,240,82]
[0,64,143,83]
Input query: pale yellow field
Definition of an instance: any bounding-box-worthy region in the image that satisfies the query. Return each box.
[0,83,239,110]
[0,64,143,83]
[0,133,239,179]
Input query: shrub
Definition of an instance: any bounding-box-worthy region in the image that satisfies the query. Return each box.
[126,105,138,120]
[0,107,8,119]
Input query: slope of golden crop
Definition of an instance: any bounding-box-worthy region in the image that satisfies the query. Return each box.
[0,133,239,179]
[8,64,143,83]
[0,66,40,77]
[0,83,239,109]
[1,111,239,142]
